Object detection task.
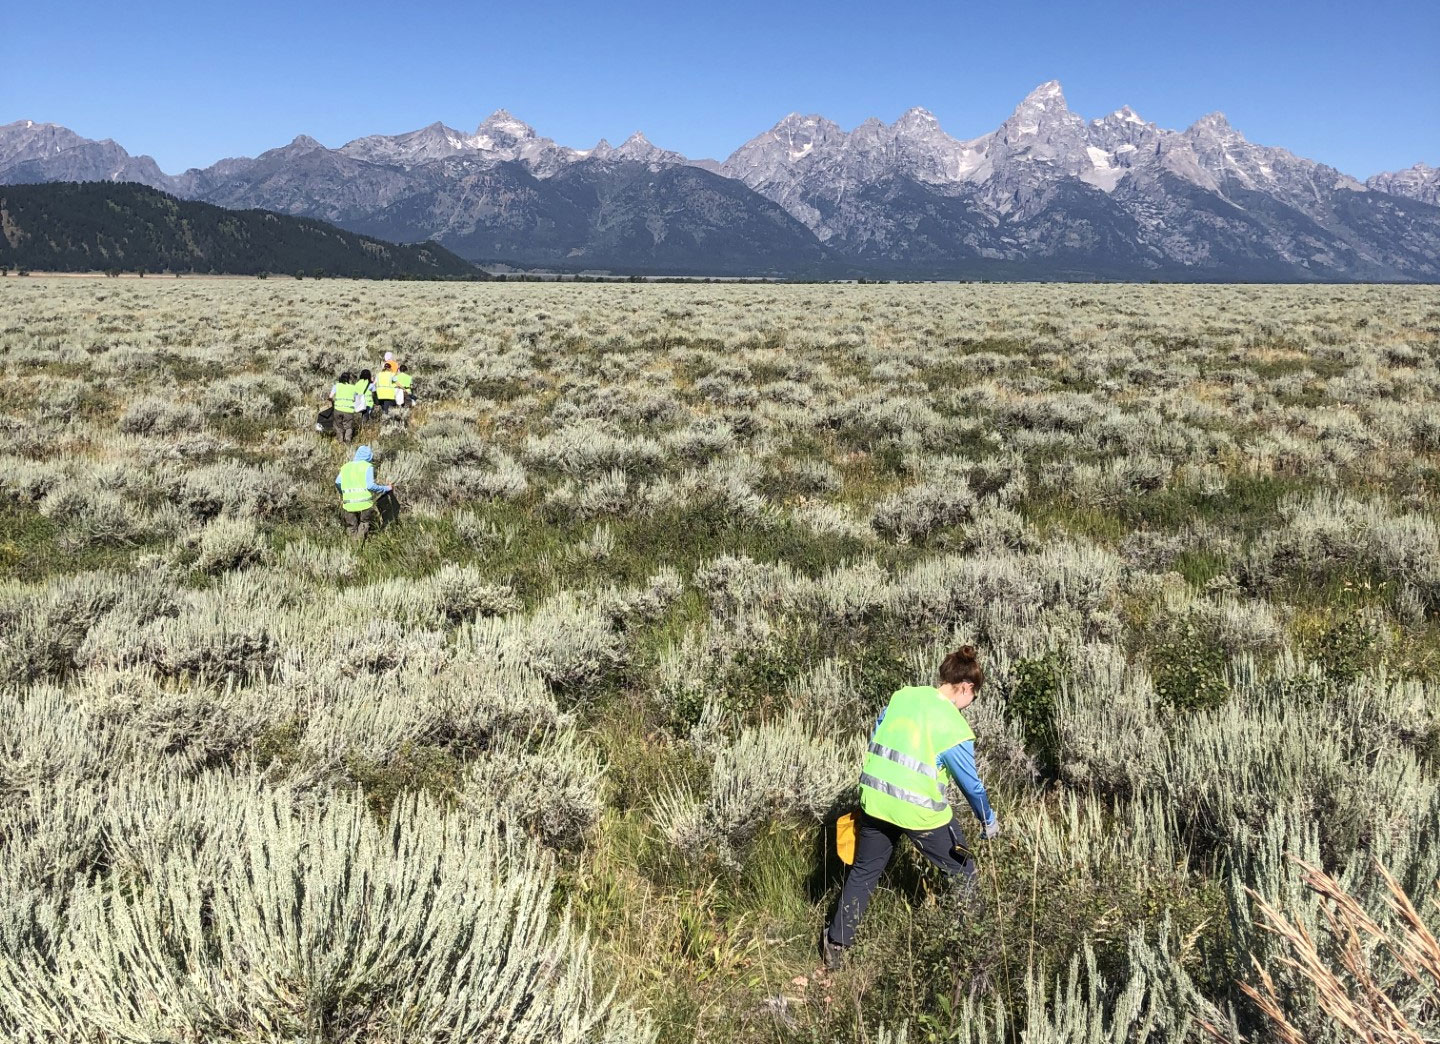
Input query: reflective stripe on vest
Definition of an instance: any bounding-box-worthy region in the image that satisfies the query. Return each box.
[868,740,937,779]
[375,370,396,400]
[858,772,948,811]
[339,461,374,512]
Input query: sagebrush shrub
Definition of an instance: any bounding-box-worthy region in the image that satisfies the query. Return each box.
[190,517,266,574]
[0,778,653,1044]
[4,279,1438,1043]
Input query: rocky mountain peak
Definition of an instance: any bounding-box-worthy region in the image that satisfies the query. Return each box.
[475,110,536,141]
[614,132,654,159]
[993,80,1088,170]
[1088,105,1158,152]
[336,121,482,167]
[612,131,691,167]
[1102,105,1147,126]
[1016,80,1068,111]
[770,113,842,137]
[1367,162,1440,205]
[749,113,844,162]
[0,120,90,168]
[1187,112,1241,140]
[893,107,944,137]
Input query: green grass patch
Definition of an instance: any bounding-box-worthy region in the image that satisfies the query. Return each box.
[0,502,164,581]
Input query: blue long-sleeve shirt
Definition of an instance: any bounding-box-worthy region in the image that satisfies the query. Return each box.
[938,741,994,826]
[335,464,390,495]
[874,709,995,826]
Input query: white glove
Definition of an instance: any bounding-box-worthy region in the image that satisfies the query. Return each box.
[982,815,1000,840]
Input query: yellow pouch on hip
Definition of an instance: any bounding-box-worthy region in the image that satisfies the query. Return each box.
[835,811,858,865]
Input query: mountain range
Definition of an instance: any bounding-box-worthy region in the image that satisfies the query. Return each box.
[3,83,1438,280]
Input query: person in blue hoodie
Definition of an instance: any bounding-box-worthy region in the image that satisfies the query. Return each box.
[335,445,392,542]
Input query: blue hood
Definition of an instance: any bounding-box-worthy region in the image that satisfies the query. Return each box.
[353,446,373,463]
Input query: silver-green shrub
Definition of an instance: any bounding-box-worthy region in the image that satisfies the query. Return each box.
[0,777,653,1044]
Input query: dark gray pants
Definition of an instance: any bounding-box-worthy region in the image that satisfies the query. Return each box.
[334,412,358,444]
[827,811,977,948]
[343,507,373,540]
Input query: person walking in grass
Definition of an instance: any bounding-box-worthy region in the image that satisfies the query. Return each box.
[822,645,999,970]
[375,363,397,414]
[329,370,360,444]
[357,369,376,420]
[335,445,392,542]
[394,362,414,407]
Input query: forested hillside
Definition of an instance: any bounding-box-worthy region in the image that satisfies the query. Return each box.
[0,181,479,277]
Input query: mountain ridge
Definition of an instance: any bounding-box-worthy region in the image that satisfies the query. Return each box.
[0,181,480,278]
[3,91,1437,280]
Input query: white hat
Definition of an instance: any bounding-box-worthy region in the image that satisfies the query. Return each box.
[383,351,395,361]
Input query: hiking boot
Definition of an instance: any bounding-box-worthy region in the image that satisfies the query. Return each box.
[820,932,847,972]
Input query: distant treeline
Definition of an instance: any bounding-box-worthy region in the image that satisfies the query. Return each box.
[0,182,485,279]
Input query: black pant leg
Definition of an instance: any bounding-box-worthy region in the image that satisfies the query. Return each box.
[827,813,900,948]
[906,817,978,881]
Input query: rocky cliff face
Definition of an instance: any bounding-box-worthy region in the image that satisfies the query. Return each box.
[343,158,829,274]
[3,91,1437,279]
[1368,164,1440,206]
[0,120,172,190]
[715,82,1438,279]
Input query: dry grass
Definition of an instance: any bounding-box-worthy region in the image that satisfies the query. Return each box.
[1208,858,1440,1044]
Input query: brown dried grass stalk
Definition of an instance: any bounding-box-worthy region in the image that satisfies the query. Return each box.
[1211,857,1440,1044]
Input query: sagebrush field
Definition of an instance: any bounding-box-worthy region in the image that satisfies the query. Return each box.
[2,277,1438,1043]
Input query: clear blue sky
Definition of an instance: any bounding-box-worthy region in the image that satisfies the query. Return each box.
[5,0,1436,179]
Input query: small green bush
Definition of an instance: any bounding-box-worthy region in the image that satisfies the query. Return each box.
[1308,611,1384,686]
[1148,613,1231,713]
[1005,650,1068,774]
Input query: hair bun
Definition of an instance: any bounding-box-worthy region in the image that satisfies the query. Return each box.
[938,645,984,688]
